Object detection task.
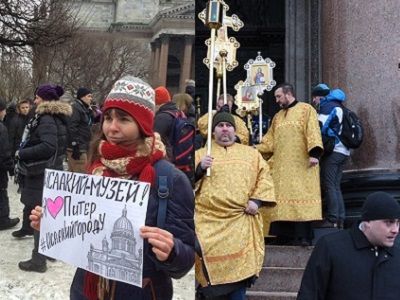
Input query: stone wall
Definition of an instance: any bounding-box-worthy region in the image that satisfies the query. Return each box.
[71,0,193,29]
[115,0,159,24]
[71,1,115,30]
[321,0,400,171]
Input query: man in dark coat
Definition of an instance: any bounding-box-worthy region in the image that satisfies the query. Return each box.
[298,191,400,300]
[67,87,93,173]
[7,99,32,158]
[0,99,20,230]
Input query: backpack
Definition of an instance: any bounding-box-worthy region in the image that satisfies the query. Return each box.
[164,111,195,186]
[339,106,363,149]
[154,160,174,229]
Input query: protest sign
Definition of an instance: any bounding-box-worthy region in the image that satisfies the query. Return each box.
[39,169,150,287]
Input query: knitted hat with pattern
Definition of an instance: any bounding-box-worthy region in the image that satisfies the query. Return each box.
[103,75,155,136]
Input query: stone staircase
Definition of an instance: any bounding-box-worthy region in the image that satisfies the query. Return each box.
[246,246,313,300]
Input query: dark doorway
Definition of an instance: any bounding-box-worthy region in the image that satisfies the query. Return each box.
[166,55,181,94]
[195,0,285,119]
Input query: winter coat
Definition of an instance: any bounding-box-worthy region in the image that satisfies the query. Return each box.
[67,99,93,152]
[318,89,350,156]
[70,159,195,300]
[7,113,30,157]
[298,224,400,300]
[154,102,180,159]
[0,121,13,189]
[154,102,179,140]
[18,101,72,207]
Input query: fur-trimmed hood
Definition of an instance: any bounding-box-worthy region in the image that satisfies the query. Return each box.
[35,100,72,117]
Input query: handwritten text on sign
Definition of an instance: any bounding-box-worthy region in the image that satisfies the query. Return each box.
[39,169,150,287]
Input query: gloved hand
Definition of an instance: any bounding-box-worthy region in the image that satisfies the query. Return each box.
[71,144,81,160]
[8,166,15,177]
[244,200,259,215]
[200,155,213,170]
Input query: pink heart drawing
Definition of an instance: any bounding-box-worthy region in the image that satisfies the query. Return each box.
[46,196,64,219]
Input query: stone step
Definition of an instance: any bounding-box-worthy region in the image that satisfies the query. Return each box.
[246,291,297,300]
[264,245,313,268]
[253,267,304,293]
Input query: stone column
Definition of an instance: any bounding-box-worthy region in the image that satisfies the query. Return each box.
[321,0,400,171]
[151,40,161,86]
[158,35,170,87]
[285,0,320,101]
[150,42,156,85]
[179,36,194,92]
[285,0,308,101]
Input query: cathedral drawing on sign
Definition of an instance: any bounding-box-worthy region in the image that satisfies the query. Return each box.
[71,0,195,93]
[87,207,143,284]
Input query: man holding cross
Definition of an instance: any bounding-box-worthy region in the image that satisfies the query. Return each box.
[195,111,275,299]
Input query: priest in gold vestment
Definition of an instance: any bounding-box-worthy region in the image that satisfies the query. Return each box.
[257,83,323,246]
[195,111,275,299]
[197,94,250,146]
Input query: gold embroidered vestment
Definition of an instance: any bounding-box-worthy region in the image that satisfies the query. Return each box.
[195,142,275,285]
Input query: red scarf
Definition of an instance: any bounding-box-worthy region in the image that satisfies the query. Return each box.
[84,135,165,300]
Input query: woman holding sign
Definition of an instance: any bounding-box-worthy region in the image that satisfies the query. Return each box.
[31,75,195,300]
[17,84,71,273]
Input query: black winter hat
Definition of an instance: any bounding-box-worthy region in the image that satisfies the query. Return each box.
[361,192,400,221]
[312,83,330,97]
[76,87,92,100]
[212,111,236,131]
[0,99,6,111]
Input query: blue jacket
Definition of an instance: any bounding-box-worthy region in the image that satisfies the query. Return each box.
[318,89,349,155]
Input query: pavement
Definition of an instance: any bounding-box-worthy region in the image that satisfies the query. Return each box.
[0,179,194,299]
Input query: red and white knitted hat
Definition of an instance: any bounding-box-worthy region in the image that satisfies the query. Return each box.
[103,76,155,136]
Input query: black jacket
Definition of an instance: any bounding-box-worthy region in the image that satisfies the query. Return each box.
[154,102,179,140]
[154,102,179,158]
[7,113,30,157]
[67,99,93,152]
[298,224,400,300]
[0,121,13,189]
[18,101,72,206]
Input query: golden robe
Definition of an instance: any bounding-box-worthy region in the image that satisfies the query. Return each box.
[257,102,323,222]
[195,142,275,286]
[197,112,250,145]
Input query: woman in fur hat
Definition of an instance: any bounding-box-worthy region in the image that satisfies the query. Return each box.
[16,83,72,272]
[30,76,195,299]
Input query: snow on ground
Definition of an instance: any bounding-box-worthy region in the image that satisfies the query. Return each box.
[0,180,194,299]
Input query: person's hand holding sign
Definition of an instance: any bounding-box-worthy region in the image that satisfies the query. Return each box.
[30,206,43,231]
[140,226,175,262]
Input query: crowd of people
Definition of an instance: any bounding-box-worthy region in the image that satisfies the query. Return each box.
[0,77,399,300]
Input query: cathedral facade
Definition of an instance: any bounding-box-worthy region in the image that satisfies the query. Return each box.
[87,207,143,285]
[71,0,195,93]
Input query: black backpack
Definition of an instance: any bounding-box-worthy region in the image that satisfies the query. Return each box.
[154,160,174,229]
[339,106,363,149]
[164,111,195,186]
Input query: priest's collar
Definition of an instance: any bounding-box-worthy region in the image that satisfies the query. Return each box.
[286,100,298,109]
